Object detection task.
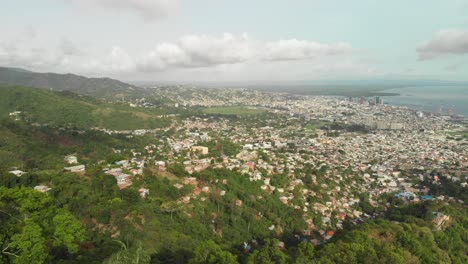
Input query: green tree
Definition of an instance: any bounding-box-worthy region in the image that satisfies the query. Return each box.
[292,241,315,264]
[247,239,289,264]
[160,201,184,221]
[8,221,47,264]
[189,240,237,264]
[103,241,150,264]
[52,209,86,253]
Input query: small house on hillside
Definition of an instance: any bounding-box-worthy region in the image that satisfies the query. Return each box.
[9,170,26,177]
[192,146,209,155]
[34,185,51,193]
[64,155,78,164]
[64,165,85,173]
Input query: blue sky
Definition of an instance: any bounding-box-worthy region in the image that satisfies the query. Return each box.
[1,0,468,82]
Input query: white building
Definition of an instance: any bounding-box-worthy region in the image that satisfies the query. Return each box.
[9,170,26,177]
[64,155,78,164]
[64,165,85,173]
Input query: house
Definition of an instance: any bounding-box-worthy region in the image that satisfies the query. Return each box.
[324,230,335,240]
[138,188,149,198]
[173,183,184,189]
[155,161,166,166]
[115,174,131,184]
[64,155,78,164]
[133,129,146,136]
[245,161,255,170]
[64,165,85,173]
[34,185,51,193]
[336,212,346,221]
[181,196,191,204]
[420,195,433,201]
[9,170,26,177]
[192,146,209,155]
[243,144,254,150]
[277,241,285,249]
[115,160,129,167]
[279,196,289,204]
[395,191,415,199]
[105,168,122,176]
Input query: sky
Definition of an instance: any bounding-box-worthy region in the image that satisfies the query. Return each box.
[1,0,468,82]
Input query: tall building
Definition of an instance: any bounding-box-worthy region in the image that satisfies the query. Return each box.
[364,117,375,127]
[376,120,389,130]
[374,96,383,105]
[360,96,366,104]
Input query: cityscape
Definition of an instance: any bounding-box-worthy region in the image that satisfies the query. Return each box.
[1,1,467,263]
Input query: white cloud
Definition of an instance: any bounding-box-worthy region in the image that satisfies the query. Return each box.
[417,29,468,60]
[64,0,178,20]
[0,33,360,80]
[0,41,61,70]
[59,38,84,56]
[139,33,352,71]
[82,46,136,74]
[263,39,352,61]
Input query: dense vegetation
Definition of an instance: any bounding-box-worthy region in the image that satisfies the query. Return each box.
[1,165,466,264]
[0,86,172,130]
[0,118,156,170]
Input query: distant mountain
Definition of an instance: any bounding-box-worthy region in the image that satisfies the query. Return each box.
[0,67,150,99]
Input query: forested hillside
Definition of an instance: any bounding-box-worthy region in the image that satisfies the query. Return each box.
[1,165,466,264]
[0,118,158,170]
[0,86,172,130]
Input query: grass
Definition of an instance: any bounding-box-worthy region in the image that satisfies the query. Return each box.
[447,131,468,139]
[202,106,265,116]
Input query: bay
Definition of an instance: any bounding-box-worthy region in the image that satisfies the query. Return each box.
[383,86,468,118]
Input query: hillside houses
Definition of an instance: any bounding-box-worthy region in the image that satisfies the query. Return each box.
[9,170,26,177]
[64,165,85,173]
[62,87,467,236]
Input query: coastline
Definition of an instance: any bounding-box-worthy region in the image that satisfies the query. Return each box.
[380,86,468,120]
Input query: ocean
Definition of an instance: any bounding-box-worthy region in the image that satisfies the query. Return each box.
[382,86,468,118]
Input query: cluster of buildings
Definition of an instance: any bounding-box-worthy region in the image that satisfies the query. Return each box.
[10,86,466,243]
[86,88,465,238]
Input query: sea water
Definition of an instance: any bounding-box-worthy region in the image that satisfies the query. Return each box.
[383,86,468,118]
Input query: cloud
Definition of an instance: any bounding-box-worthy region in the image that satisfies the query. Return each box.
[263,39,352,61]
[139,33,352,71]
[59,38,84,56]
[0,33,358,79]
[64,0,178,20]
[417,29,468,60]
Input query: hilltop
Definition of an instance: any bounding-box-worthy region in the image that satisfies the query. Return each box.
[0,67,150,99]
